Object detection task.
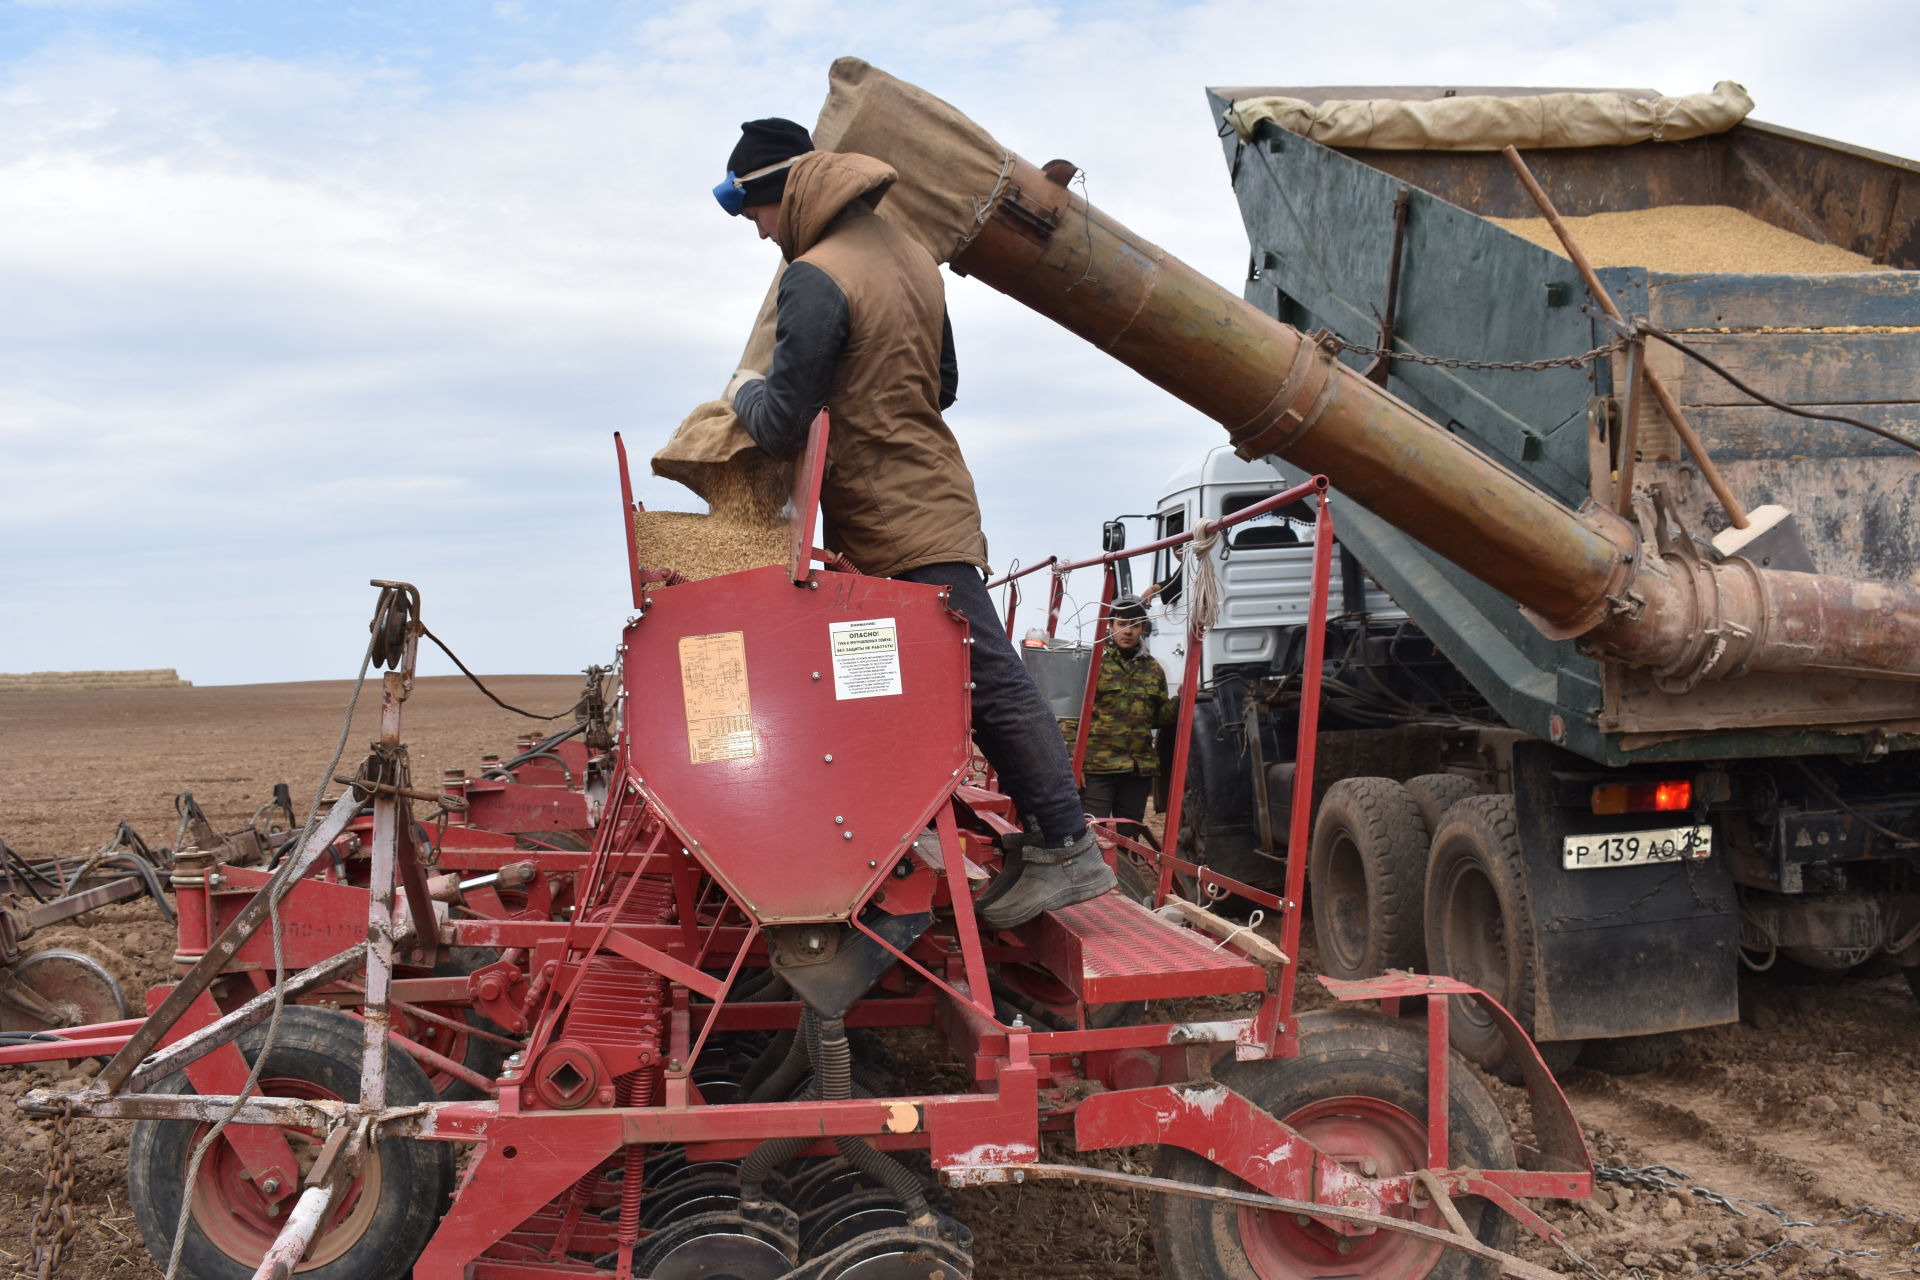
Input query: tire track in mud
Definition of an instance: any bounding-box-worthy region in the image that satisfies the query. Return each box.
[1537,969,1920,1278]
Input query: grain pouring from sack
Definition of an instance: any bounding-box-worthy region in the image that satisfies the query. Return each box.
[632,454,793,584]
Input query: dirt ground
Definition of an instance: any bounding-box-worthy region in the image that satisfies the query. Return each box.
[3,678,1918,1279]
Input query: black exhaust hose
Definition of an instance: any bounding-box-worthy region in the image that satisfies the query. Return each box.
[738,1009,824,1200]
[816,1019,930,1218]
[746,1007,816,1105]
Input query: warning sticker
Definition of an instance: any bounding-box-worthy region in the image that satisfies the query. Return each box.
[678,631,755,764]
[829,618,903,701]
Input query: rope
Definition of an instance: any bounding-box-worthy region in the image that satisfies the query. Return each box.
[1183,525,1223,634]
[162,631,377,1280]
[951,151,1016,259]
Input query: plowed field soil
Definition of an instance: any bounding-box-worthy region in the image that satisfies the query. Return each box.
[3,679,1917,1278]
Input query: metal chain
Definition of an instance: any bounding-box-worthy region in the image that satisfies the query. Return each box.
[1314,330,1625,372]
[1593,1162,1902,1276]
[23,1099,78,1279]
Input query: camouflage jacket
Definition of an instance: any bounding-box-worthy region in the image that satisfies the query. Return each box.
[1059,642,1175,775]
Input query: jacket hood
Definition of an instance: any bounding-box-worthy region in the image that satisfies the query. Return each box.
[775,151,897,261]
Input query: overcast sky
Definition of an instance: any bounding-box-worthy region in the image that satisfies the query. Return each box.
[3,0,1916,685]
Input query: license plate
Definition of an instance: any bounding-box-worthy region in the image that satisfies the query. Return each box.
[1562,825,1712,871]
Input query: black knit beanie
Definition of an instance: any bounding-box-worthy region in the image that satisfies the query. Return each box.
[727,118,814,207]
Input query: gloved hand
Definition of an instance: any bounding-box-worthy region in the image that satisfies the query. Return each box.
[723,368,764,406]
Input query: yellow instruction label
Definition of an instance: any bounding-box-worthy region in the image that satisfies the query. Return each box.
[678,631,755,763]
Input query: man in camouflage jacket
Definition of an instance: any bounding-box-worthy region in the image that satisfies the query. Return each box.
[1060,594,1174,826]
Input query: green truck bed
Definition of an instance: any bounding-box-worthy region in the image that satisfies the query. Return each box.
[1208,86,1920,765]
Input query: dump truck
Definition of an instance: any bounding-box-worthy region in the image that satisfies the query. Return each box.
[1094,85,1920,1074]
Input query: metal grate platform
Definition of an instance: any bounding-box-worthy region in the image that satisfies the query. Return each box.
[1015,890,1268,1005]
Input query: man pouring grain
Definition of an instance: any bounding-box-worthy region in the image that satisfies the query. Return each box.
[714,117,1112,929]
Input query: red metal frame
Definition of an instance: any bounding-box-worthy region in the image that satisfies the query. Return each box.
[4,472,1593,1280]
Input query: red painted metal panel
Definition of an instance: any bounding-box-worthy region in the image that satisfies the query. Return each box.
[215,868,370,971]
[462,780,591,834]
[621,566,970,923]
[1013,891,1269,1004]
[1073,1082,1373,1210]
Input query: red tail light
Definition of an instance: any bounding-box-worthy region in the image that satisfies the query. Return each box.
[1591,779,1692,815]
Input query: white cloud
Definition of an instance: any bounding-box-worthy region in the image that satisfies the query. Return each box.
[2,0,1916,682]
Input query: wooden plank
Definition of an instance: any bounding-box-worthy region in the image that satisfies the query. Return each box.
[1685,403,1920,460]
[1160,895,1289,969]
[1645,270,1920,330]
[1604,664,1920,737]
[1634,331,1920,408]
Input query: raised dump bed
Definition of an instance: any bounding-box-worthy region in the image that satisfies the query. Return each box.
[1207,85,1920,761]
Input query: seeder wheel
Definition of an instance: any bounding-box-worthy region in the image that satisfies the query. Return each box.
[0,947,128,1032]
[631,1210,794,1280]
[1151,1007,1516,1280]
[127,1006,454,1280]
[815,1230,973,1280]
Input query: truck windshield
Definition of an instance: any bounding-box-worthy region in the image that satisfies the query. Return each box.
[1153,506,1185,606]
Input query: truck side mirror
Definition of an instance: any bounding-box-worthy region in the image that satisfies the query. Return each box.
[1102,520,1126,552]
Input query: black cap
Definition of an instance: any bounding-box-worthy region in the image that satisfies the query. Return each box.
[727,118,813,207]
[1110,596,1149,622]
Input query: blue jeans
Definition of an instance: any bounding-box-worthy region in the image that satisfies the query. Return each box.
[894,563,1086,845]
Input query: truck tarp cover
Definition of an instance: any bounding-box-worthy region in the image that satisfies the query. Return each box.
[1222,81,1753,151]
[653,58,1007,503]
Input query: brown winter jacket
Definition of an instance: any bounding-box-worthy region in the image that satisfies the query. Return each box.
[769,151,989,579]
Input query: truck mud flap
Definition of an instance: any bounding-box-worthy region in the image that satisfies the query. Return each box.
[1513,745,1739,1041]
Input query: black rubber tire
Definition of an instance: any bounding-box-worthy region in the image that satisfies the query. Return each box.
[1578,1032,1679,1076]
[415,947,512,1101]
[1309,778,1429,981]
[1174,696,1269,889]
[1152,1007,1516,1280]
[1423,795,1582,1083]
[128,1006,454,1280]
[1405,774,1484,838]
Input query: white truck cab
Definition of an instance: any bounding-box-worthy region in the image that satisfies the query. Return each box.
[1137,447,1403,687]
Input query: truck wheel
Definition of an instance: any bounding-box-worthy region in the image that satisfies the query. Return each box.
[1423,796,1580,1082]
[128,1006,453,1280]
[1404,775,1483,837]
[1309,779,1428,980]
[1152,1007,1515,1280]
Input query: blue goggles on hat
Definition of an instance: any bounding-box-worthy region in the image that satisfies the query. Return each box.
[712,171,748,216]
[712,156,802,216]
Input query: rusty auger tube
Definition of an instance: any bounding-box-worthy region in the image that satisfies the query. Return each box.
[950,153,1920,685]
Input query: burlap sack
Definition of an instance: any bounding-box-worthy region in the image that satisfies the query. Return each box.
[651,58,1010,507]
[1223,82,1753,151]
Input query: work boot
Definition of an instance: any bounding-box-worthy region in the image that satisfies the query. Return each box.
[977,829,1116,931]
[973,819,1042,911]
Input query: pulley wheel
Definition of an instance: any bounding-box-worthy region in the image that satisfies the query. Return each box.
[0,948,129,1032]
[632,1211,793,1280]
